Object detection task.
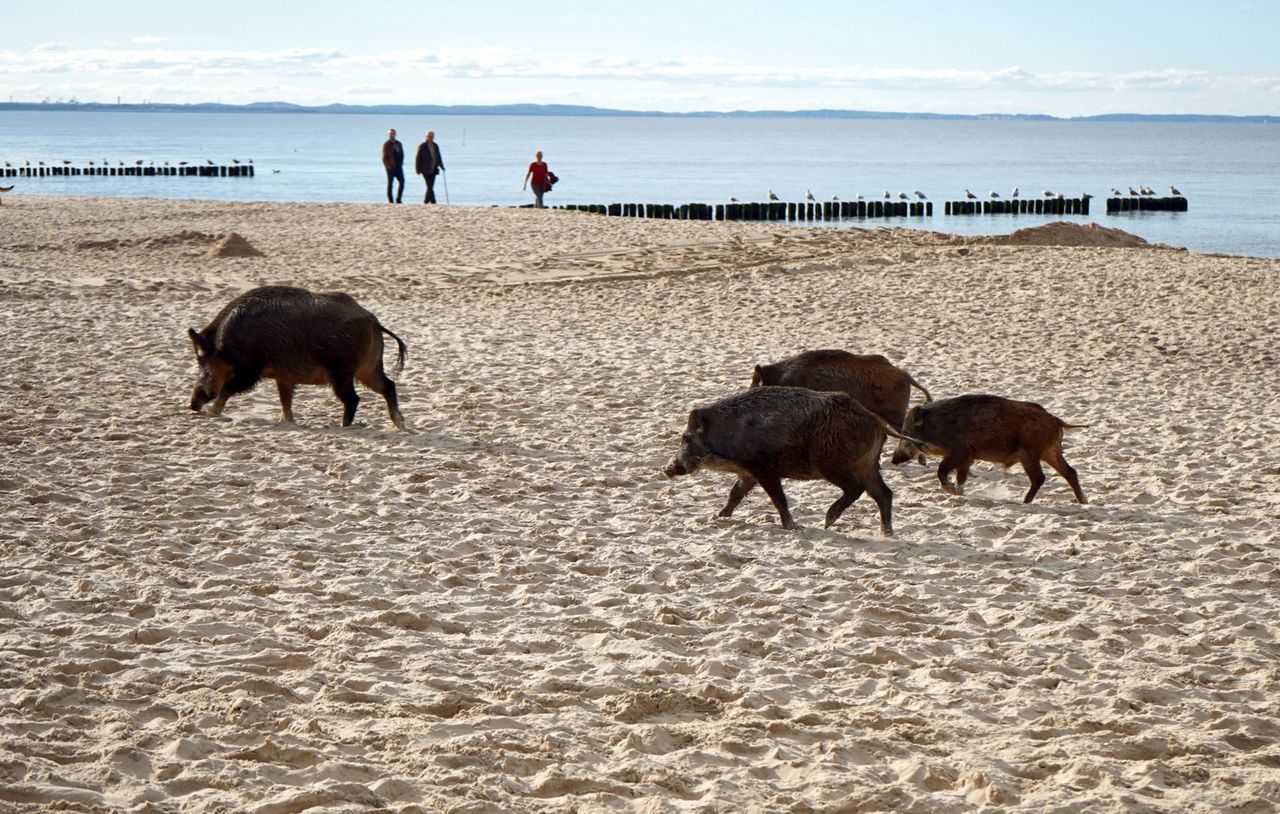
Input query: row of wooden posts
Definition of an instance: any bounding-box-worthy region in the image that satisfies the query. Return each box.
[555,197,1116,221]
[556,195,1189,221]
[556,200,933,222]
[1,164,254,178]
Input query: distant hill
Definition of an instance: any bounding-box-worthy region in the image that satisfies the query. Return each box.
[0,100,1276,123]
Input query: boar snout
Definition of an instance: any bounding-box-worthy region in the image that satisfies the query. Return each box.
[662,458,688,478]
[190,386,212,413]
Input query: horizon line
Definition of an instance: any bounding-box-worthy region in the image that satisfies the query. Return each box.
[2,99,1278,121]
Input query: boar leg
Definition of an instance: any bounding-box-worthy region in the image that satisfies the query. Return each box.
[1020,452,1047,503]
[824,482,864,528]
[756,474,797,530]
[358,369,405,431]
[330,375,361,426]
[865,472,894,536]
[1045,449,1087,504]
[276,381,296,422]
[937,455,968,495]
[718,476,757,518]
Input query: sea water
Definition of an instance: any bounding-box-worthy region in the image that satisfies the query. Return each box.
[2,110,1278,257]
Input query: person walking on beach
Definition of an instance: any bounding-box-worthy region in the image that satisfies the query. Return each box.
[382,128,404,204]
[415,131,445,204]
[523,151,551,209]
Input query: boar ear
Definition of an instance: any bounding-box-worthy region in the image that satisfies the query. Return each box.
[751,365,765,387]
[688,408,707,434]
[189,328,210,356]
[903,405,921,429]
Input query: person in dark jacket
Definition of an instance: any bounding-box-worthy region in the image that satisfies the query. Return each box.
[414,131,445,204]
[382,128,404,203]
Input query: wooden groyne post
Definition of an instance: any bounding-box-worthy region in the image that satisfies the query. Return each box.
[944,197,1090,216]
[557,199,931,222]
[2,162,255,179]
[1105,196,1188,213]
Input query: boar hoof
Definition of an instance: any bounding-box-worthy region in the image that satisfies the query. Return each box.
[941,482,961,496]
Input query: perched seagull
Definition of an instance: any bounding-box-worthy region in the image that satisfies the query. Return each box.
[1128,186,1139,196]
[914,190,927,200]
[964,189,977,200]
[1011,186,1019,198]
[831,194,840,202]
[1042,189,1054,197]
[855,193,864,202]
[989,191,1000,199]
[898,192,909,200]
[207,159,216,166]
[1141,186,1154,196]
[1110,187,1121,196]
[1082,192,1094,199]
[1056,192,1065,200]
[768,190,779,201]
[232,158,241,165]
[62,159,71,165]
[179,161,188,166]
[135,159,143,165]
[729,196,740,203]
[884,190,892,200]
[1170,185,1182,196]
[805,189,815,202]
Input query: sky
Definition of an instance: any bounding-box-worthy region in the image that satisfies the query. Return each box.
[2,1,1277,115]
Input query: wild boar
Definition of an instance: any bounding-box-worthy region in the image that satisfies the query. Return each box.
[662,386,930,535]
[188,285,407,430]
[750,349,931,431]
[890,394,1086,504]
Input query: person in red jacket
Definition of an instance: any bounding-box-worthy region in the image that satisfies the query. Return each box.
[522,151,551,209]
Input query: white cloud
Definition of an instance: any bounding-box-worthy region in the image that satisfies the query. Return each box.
[0,43,1276,112]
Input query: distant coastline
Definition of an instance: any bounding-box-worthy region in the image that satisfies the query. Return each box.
[1,100,1277,123]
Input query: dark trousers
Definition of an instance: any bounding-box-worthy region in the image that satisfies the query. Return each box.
[423,173,437,204]
[386,167,404,203]
[532,183,545,208]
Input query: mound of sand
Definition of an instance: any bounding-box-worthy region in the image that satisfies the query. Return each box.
[976,221,1151,248]
[208,231,264,258]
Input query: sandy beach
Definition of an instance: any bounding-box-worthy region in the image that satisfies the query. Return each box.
[2,195,1278,812]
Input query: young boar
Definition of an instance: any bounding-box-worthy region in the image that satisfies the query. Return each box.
[890,394,1086,504]
[662,386,928,535]
[750,349,931,431]
[189,286,408,430]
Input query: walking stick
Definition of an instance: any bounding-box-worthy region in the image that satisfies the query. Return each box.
[442,170,449,205]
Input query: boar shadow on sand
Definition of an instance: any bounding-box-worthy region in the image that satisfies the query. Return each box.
[189,285,408,430]
[890,394,1086,504]
[662,386,932,535]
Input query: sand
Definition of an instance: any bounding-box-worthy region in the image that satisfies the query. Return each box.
[1,196,1278,813]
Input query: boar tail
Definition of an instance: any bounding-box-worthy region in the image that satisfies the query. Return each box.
[872,413,928,447]
[1061,422,1089,431]
[380,324,408,376]
[906,374,932,403]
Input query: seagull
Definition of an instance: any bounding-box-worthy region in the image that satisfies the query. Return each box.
[805,189,815,202]
[729,196,739,203]
[1128,186,1139,196]
[914,190,927,200]
[1141,186,1154,196]
[989,191,1000,199]
[884,190,892,200]
[1042,189,1054,197]
[964,189,977,200]
[1110,187,1121,196]
[768,190,779,201]
[179,161,188,166]
[207,159,216,166]
[272,169,281,174]
[1011,186,1019,198]
[831,194,840,202]
[62,159,71,165]
[136,160,143,165]
[1082,192,1094,200]
[1056,192,1064,200]
[855,193,864,202]
[232,159,241,165]
[1170,185,1182,196]
[898,192,909,200]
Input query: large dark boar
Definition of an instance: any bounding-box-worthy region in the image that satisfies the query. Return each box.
[750,349,931,431]
[188,286,407,430]
[890,394,1086,504]
[662,386,929,535]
